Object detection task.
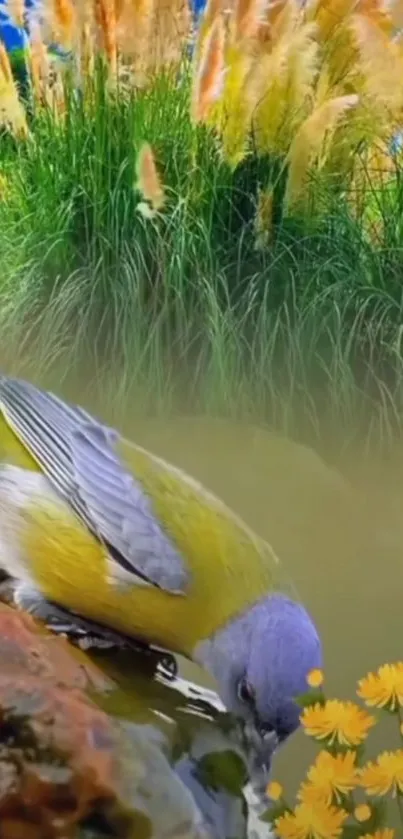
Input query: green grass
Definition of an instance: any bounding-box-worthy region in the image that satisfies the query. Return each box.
[1,58,403,454]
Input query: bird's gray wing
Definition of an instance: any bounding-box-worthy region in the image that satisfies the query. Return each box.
[0,376,188,593]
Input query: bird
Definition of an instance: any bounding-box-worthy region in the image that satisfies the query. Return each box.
[0,374,322,783]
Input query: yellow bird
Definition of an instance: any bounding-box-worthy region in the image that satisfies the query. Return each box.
[0,375,322,782]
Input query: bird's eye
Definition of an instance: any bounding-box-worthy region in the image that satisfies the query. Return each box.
[237,678,255,706]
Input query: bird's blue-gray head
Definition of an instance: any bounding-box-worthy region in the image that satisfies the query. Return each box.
[194,594,322,789]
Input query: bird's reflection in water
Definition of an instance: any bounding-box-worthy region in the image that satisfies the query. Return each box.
[87,645,271,839]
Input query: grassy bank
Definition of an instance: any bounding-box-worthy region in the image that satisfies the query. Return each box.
[0,1,403,453]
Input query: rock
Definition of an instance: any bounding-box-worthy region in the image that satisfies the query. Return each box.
[0,603,208,839]
[0,601,113,694]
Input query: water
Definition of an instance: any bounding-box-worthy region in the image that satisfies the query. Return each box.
[3,374,403,833]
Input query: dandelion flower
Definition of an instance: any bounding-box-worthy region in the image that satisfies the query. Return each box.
[354,803,371,822]
[359,750,403,796]
[358,831,395,839]
[298,750,357,806]
[275,800,348,839]
[266,780,283,801]
[357,663,403,711]
[307,668,324,689]
[301,700,375,747]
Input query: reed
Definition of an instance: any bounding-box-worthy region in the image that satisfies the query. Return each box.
[0,0,401,453]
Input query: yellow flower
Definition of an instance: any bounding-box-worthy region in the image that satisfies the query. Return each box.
[266,780,283,801]
[275,801,348,839]
[301,700,376,746]
[358,831,395,839]
[357,663,403,711]
[354,804,371,822]
[298,750,357,805]
[359,750,403,796]
[307,669,324,689]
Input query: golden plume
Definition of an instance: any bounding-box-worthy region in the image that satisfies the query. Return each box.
[135,142,166,214]
[94,0,118,78]
[284,94,359,210]
[192,15,226,123]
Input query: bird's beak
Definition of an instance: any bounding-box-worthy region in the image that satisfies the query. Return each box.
[243,722,279,797]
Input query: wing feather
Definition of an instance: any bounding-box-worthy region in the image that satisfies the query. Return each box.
[0,377,188,594]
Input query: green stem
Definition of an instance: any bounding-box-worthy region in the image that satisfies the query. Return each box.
[397,706,403,744]
[393,709,403,826]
